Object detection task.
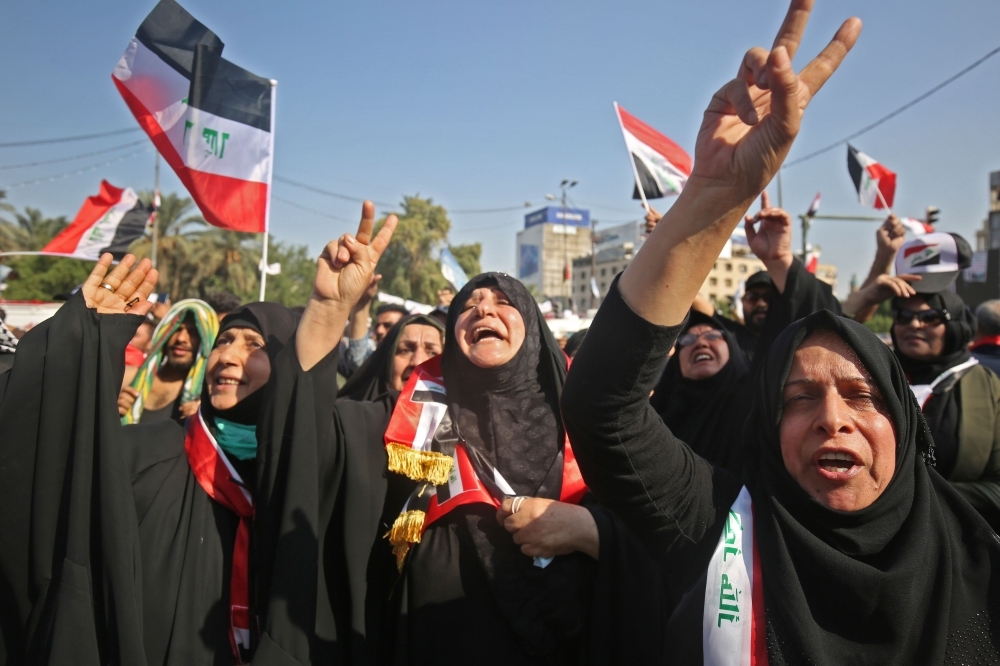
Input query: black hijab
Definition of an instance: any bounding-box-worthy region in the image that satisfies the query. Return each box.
[200,302,299,427]
[745,309,1000,665]
[442,272,567,497]
[890,290,976,476]
[650,310,751,473]
[339,313,444,402]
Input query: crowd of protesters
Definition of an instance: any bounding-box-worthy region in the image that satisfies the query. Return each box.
[4,1,1000,664]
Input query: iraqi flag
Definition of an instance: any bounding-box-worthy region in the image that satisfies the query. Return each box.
[112,0,274,233]
[41,181,151,260]
[614,103,692,199]
[847,145,895,210]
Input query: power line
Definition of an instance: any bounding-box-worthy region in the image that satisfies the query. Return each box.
[450,204,532,214]
[2,147,152,188]
[273,175,396,208]
[271,195,352,222]
[0,140,149,171]
[0,127,142,149]
[784,44,1000,168]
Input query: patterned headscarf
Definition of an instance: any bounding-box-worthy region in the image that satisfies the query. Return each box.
[0,320,17,354]
[122,298,219,424]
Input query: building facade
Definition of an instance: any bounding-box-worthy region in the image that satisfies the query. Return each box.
[516,206,592,310]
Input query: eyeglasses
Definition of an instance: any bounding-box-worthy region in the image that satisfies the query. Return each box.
[893,308,950,326]
[678,330,725,347]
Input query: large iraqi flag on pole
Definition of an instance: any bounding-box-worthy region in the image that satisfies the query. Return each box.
[41,181,152,260]
[613,103,692,203]
[112,0,274,233]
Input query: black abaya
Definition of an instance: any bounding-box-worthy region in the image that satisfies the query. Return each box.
[563,278,1000,665]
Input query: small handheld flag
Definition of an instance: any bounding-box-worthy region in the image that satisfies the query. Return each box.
[112,0,274,234]
[439,247,469,290]
[41,181,151,260]
[899,217,934,236]
[807,192,821,217]
[613,103,692,206]
[847,145,895,210]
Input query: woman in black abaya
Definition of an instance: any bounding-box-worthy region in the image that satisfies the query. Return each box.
[364,272,666,666]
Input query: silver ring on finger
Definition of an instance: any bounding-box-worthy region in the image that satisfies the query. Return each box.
[512,496,527,514]
[100,283,115,292]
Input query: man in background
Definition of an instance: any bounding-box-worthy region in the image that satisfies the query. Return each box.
[973,299,1000,375]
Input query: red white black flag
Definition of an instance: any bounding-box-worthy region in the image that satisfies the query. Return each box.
[807,191,821,216]
[900,217,934,236]
[614,103,692,199]
[847,145,895,210]
[112,0,274,233]
[42,181,151,260]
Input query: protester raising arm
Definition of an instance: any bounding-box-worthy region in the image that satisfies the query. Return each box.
[843,214,909,321]
[563,0,861,564]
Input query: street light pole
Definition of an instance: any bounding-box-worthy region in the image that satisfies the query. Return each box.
[558,179,577,313]
[799,212,886,257]
[590,217,598,310]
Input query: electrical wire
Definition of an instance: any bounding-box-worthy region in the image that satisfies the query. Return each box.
[2,147,152,188]
[0,127,142,149]
[783,44,1000,168]
[0,140,149,171]
[271,195,352,222]
[450,204,532,214]
[273,175,396,208]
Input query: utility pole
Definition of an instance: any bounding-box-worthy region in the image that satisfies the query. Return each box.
[559,179,577,313]
[151,151,160,270]
[590,217,598,310]
[799,212,885,257]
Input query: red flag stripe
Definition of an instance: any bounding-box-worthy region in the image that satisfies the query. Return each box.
[42,180,125,254]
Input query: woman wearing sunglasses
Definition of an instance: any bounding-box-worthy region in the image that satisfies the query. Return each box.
[846,232,1000,531]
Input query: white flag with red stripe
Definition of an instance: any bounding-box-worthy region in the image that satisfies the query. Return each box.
[41,180,151,260]
[112,0,273,233]
[847,145,895,210]
[804,245,821,274]
[614,103,692,199]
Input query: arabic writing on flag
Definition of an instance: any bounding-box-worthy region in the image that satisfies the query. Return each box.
[112,0,274,234]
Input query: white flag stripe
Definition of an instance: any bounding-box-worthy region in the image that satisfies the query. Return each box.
[623,132,688,195]
[412,402,447,453]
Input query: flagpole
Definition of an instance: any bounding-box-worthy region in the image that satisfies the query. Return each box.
[259,79,277,302]
[151,151,160,270]
[613,102,651,214]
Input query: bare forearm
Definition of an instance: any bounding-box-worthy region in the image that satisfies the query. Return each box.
[619,181,755,326]
[347,305,369,341]
[860,250,895,290]
[296,298,352,371]
[761,254,794,293]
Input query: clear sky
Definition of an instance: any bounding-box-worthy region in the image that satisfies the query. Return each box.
[3,0,999,297]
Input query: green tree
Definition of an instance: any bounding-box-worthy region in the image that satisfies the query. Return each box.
[260,239,318,307]
[375,196,452,304]
[128,192,208,297]
[864,299,894,335]
[448,243,482,280]
[0,206,93,301]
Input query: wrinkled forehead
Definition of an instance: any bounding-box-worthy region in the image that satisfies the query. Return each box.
[399,322,443,344]
[461,285,510,307]
[213,325,265,348]
[788,329,873,385]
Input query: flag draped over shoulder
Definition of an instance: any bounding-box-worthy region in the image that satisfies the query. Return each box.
[848,144,896,210]
[41,180,151,260]
[614,103,692,200]
[112,0,274,233]
[123,298,219,424]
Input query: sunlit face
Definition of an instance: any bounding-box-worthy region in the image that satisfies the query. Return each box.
[374,311,405,344]
[678,324,730,380]
[779,330,897,512]
[742,285,773,330]
[165,318,201,370]
[392,323,443,390]
[205,327,271,410]
[893,296,946,360]
[454,287,526,368]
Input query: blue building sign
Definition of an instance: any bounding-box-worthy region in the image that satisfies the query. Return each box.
[519,244,539,278]
[524,206,590,229]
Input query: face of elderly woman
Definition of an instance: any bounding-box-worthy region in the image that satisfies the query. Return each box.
[779,330,897,512]
[455,287,526,368]
[206,327,271,410]
[678,324,730,380]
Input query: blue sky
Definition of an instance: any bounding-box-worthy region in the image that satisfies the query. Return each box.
[3,0,999,297]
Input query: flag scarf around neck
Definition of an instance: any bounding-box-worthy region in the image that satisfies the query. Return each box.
[123,298,219,424]
[112,0,274,233]
[185,410,254,662]
[847,144,896,210]
[41,180,152,260]
[615,103,692,199]
[382,354,588,568]
[703,487,767,666]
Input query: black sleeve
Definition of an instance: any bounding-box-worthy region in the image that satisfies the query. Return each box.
[254,340,390,665]
[752,258,843,367]
[561,279,742,591]
[0,294,148,664]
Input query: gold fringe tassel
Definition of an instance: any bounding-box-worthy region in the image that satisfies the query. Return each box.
[385,510,426,571]
[386,442,453,486]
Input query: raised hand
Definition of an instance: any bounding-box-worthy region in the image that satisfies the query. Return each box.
[690,0,861,206]
[82,254,159,317]
[876,215,907,256]
[744,191,793,265]
[313,201,397,311]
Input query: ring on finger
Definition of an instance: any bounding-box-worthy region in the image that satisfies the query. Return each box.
[100,283,115,292]
[512,496,528,514]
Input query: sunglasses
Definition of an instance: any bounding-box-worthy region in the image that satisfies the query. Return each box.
[678,330,725,347]
[893,308,951,326]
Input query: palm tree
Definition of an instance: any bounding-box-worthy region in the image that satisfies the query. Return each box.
[129,192,207,297]
[0,207,68,251]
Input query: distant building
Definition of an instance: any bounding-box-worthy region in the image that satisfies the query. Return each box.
[516,206,592,311]
[975,171,1000,251]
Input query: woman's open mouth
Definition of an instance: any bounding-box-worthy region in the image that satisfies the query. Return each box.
[471,326,504,344]
[815,450,862,479]
[692,352,714,364]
